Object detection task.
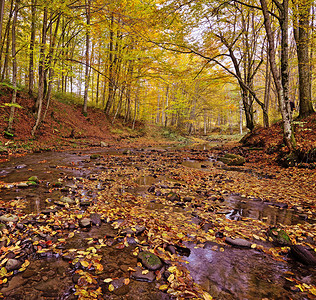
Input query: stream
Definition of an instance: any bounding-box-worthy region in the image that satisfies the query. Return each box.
[0,146,315,299]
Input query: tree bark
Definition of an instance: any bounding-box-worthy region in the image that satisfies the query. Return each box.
[83,0,91,116]
[294,0,315,118]
[28,0,36,97]
[259,0,296,151]
[7,0,18,133]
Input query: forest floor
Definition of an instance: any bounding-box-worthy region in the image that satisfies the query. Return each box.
[0,90,315,299]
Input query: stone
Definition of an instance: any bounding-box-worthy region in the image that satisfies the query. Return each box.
[290,245,316,266]
[22,269,38,278]
[225,237,252,248]
[100,141,108,147]
[131,266,156,282]
[28,176,39,183]
[60,196,75,204]
[90,154,101,159]
[15,164,27,169]
[218,153,246,166]
[6,258,22,271]
[90,213,102,226]
[268,228,291,246]
[17,182,29,188]
[138,251,163,271]
[166,192,180,202]
[0,214,18,223]
[79,218,91,228]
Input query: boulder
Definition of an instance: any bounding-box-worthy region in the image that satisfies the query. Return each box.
[79,218,91,228]
[0,214,19,223]
[138,251,163,271]
[90,213,102,226]
[225,237,252,248]
[59,196,75,204]
[6,258,22,271]
[218,153,246,166]
[131,266,156,282]
[290,245,316,266]
[267,227,291,246]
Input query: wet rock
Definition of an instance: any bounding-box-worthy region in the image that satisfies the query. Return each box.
[273,202,288,209]
[166,192,180,202]
[16,182,29,188]
[148,186,155,193]
[0,214,18,223]
[131,266,156,282]
[72,273,81,284]
[225,237,252,248]
[138,251,163,271]
[79,218,91,228]
[6,258,22,271]
[218,153,246,166]
[52,182,63,187]
[41,209,57,215]
[28,176,39,183]
[90,154,101,159]
[15,164,27,169]
[268,227,291,246]
[79,200,92,207]
[35,281,60,296]
[90,213,102,226]
[290,245,316,266]
[59,196,75,204]
[122,225,146,236]
[183,196,192,202]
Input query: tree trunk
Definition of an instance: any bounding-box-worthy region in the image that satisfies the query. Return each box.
[105,13,114,115]
[83,0,91,116]
[28,0,36,97]
[294,0,315,118]
[260,0,296,151]
[7,0,18,133]
[31,7,47,136]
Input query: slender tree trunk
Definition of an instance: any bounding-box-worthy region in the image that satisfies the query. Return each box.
[260,0,296,150]
[263,50,271,128]
[105,13,114,115]
[294,0,315,118]
[83,0,91,115]
[28,0,36,97]
[31,7,47,136]
[7,0,18,133]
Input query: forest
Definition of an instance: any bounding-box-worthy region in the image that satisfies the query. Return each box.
[0,0,314,143]
[0,0,315,300]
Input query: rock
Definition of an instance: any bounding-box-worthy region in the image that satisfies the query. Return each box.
[15,164,27,169]
[122,225,146,236]
[100,141,108,147]
[131,266,156,282]
[6,258,22,271]
[79,218,91,228]
[60,196,75,204]
[138,251,163,271]
[90,154,101,159]
[16,182,29,188]
[148,186,155,193]
[267,227,291,246]
[27,181,38,186]
[166,192,180,202]
[218,153,246,166]
[0,214,18,223]
[90,213,102,226]
[290,245,316,266]
[28,176,39,183]
[52,182,63,187]
[225,237,252,248]
[183,196,192,202]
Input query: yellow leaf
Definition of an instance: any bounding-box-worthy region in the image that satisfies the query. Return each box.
[202,291,213,300]
[108,284,115,292]
[251,244,257,249]
[168,266,177,273]
[104,278,113,283]
[142,270,149,275]
[253,234,260,240]
[124,278,130,285]
[177,233,185,239]
[167,274,175,282]
[80,260,89,268]
[159,284,169,291]
[68,232,75,238]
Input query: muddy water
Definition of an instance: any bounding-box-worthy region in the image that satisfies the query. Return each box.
[0,147,315,299]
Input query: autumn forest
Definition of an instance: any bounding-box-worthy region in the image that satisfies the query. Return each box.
[0,0,315,300]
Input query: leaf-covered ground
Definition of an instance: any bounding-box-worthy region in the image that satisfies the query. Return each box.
[0,144,315,299]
